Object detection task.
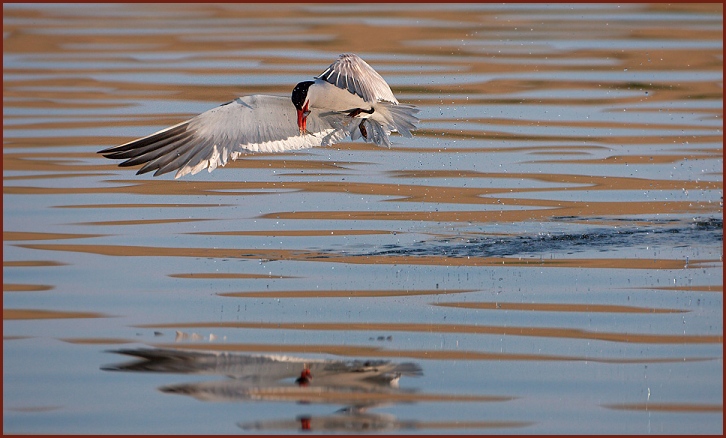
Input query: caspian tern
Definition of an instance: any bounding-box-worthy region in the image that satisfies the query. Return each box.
[99,53,419,179]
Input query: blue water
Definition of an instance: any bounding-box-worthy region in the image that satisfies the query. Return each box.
[3,3,722,434]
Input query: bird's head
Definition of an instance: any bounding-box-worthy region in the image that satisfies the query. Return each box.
[291,81,314,135]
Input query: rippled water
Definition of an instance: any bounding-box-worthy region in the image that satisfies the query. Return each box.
[3,3,723,434]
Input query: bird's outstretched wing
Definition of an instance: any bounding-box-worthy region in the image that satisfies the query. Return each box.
[315,53,398,104]
[99,95,348,179]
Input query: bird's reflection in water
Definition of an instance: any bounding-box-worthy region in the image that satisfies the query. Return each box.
[104,348,528,432]
[245,408,416,433]
[103,348,424,432]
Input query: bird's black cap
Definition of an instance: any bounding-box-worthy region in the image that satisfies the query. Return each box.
[291,81,314,110]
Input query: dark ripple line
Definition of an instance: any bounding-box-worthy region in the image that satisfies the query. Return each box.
[366,218,722,259]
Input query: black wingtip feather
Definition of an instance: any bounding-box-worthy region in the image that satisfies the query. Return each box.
[98,122,190,157]
[99,122,197,177]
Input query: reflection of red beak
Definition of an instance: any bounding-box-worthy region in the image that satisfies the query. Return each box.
[297,103,309,135]
[296,368,312,386]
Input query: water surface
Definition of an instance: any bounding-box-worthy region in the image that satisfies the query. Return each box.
[3,3,723,434]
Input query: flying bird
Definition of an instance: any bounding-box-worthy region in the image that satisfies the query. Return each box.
[99,54,419,179]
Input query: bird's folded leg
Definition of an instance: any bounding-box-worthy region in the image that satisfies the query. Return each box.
[358,120,368,139]
[347,107,375,118]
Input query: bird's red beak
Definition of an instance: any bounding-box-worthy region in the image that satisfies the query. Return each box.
[297,103,309,135]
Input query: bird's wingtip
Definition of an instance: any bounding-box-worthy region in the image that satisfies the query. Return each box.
[97,145,115,155]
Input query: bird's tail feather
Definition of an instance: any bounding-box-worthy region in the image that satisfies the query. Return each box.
[376,102,419,138]
[354,118,391,147]
[329,102,419,147]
